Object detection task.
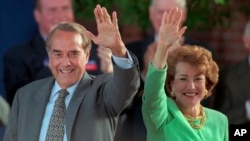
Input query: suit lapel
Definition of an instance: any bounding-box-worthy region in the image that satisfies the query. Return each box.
[168,98,203,140]
[25,77,54,140]
[65,73,93,140]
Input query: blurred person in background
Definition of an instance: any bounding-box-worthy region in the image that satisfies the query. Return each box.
[3,0,74,106]
[0,95,9,127]
[214,20,250,125]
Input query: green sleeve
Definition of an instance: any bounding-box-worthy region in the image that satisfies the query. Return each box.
[142,62,168,131]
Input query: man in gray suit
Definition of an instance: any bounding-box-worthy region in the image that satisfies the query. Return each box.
[214,20,250,125]
[3,4,140,141]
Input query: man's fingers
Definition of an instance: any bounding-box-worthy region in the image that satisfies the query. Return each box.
[112,11,118,30]
[103,7,112,23]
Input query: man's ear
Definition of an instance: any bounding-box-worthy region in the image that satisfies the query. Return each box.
[33,9,40,23]
[85,49,91,64]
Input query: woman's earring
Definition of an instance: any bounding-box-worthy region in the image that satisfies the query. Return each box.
[170,91,175,97]
[204,90,208,98]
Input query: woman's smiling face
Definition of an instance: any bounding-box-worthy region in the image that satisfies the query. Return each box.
[171,62,207,108]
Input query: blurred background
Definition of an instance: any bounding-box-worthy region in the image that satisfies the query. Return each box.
[0,0,249,140]
[0,0,249,134]
[73,0,250,67]
[1,0,249,97]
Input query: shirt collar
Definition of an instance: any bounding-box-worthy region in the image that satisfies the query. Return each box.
[51,80,80,98]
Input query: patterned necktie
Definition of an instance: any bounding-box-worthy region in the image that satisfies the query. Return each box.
[46,89,69,141]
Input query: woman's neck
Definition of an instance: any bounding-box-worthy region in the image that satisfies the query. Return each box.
[179,104,202,118]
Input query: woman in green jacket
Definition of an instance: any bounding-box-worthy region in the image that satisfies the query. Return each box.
[142,7,228,141]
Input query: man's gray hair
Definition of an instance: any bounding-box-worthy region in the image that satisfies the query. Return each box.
[150,0,186,8]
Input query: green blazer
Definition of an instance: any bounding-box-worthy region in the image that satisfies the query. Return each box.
[142,63,228,141]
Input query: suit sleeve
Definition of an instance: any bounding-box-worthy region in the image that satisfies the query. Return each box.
[103,52,140,116]
[142,63,168,131]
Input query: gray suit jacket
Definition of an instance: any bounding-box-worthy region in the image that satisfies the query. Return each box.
[215,58,250,124]
[3,57,140,141]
